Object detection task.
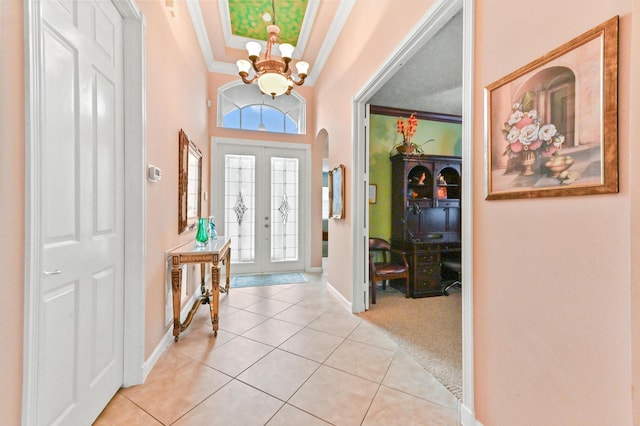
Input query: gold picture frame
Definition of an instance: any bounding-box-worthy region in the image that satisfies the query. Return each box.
[329,164,345,219]
[485,16,618,200]
[178,129,202,233]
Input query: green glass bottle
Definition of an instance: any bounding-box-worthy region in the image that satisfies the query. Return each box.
[195,217,209,246]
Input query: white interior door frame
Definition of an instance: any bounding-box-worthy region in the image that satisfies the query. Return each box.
[352,0,477,423]
[23,1,147,423]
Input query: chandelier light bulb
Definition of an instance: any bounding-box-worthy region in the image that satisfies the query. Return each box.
[295,61,309,76]
[278,43,294,59]
[236,59,251,74]
[246,41,262,58]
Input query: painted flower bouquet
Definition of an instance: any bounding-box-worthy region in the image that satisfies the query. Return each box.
[502,91,565,158]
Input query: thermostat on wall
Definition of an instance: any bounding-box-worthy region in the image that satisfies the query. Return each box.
[148,165,162,182]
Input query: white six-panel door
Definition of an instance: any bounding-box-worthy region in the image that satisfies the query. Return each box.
[38,1,124,424]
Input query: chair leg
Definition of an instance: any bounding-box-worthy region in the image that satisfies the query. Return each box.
[371,279,376,304]
[405,276,410,298]
[443,270,462,296]
[443,280,460,296]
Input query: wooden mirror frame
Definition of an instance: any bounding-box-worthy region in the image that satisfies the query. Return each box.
[178,129,203,234]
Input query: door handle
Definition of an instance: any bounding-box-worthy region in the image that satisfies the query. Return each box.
[43,269,62,277]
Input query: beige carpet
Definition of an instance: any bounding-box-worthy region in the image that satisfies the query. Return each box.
[358,285,462,399]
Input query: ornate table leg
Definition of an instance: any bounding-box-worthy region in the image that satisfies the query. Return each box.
[170,257,182,341]
[225,247,231,293]
[199,263,210,304]
[210,261,220,337]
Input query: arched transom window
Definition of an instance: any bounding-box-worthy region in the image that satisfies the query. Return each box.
[218,83,306,135]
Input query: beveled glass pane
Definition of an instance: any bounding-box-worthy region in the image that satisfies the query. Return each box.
[270,157,299,262]
[225,154,256,263]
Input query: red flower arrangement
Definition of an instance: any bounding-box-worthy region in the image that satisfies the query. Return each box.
[397,113,418,142]
[391,113,434,156]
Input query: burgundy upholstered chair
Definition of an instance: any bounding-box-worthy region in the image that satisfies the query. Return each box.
[368,238,410,304]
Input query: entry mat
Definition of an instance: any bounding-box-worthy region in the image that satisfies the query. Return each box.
[229,272,308,288]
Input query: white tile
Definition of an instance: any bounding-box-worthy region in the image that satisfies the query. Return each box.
[383,350,458,409]
[325,338,395,383]
[289,365,379,426]
[243,298,293,317]
[202,335,274,377]
[174,380,283,426]
[267,404,331,426]
[279,327,344,363]
[363,385,458,425]
[238,349,320,400]
[241,318,303,347]
[307,311,362,337]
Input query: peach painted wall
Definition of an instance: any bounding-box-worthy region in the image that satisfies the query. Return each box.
[206,73,323,268]
[314,0,438,302]
[628,0,640,423]
[0,1,25,423]
[136,0,210,357]
[474,1,633,424]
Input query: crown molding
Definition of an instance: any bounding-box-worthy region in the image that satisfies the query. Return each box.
[186,0,215,71]
[304,0,355,85]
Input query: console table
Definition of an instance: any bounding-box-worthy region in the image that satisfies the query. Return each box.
[168,237,231,341]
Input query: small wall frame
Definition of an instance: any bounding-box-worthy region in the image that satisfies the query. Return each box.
[329,164,345,219]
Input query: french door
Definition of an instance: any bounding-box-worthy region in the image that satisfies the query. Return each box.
[214,141,308,275]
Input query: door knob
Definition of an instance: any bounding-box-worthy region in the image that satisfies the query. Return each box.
[43,269,62,277]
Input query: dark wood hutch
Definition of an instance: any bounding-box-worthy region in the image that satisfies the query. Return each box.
[390,154,461,297]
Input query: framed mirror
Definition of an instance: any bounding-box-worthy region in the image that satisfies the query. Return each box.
[178,129,203,234]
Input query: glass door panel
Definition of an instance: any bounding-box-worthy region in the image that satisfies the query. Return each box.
[271,157,299,262]
[224,154,256,264]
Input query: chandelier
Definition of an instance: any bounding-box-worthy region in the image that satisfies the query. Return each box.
[236,1,309,99]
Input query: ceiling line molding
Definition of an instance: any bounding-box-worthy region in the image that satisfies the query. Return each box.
[186,0,215,71]
[295,0,320,57]
[304,0,355,86]
[218,0,233,48]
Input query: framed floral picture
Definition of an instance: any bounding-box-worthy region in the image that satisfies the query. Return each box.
[485,16,618,200]
[329,164,345,219]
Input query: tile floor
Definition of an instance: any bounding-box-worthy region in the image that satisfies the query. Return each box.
[95,272,460,425]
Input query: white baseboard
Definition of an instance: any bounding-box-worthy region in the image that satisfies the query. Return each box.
[461,403,482,426]
[130,290,200,386]
[326,280,352,313]
[306,266,323,273]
